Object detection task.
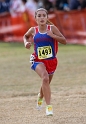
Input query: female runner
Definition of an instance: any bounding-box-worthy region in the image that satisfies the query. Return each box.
[23,8,67,116]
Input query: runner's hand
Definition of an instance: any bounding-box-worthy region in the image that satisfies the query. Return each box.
[47,30,54,38]
[25,42,32,49]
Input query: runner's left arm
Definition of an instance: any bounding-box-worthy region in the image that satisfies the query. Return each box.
[47,25,67,45]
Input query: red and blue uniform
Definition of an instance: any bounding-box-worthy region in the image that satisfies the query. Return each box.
[31,25,58,74]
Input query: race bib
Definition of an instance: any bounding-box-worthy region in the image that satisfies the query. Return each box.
[37,46,53,59]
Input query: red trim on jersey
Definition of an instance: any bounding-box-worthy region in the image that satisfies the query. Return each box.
[35,25,50,33]
[35,26,38,33]
[54,40,58,55]
[47,25,50,30]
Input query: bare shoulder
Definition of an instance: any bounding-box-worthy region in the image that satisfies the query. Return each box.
[51,25,63,36]
[25,27,35,37]
[51,25,59,32]
[26,27,35,35]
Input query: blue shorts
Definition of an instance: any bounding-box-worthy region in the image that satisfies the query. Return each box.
[31,62,43,70]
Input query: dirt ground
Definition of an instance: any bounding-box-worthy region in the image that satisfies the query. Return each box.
[0,89,86,124]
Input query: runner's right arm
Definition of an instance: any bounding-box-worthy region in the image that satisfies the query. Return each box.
[23,27,35,49]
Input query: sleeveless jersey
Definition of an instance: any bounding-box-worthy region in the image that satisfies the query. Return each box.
[33,25,58,60]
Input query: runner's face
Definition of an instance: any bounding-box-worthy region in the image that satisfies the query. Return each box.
[35,10,48,25]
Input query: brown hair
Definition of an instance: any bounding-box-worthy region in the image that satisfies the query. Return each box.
[47,19,54,25]
[35,8,54,25]
[35,8,48,18]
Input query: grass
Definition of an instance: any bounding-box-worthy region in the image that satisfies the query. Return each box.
[0,42,86,97]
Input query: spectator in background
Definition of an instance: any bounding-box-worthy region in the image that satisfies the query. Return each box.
[37,0,44,8]
[48,0,56,8]
[53,0,86,11]
[22,0,27,5]
[0,0,10,16]
[10,0,25,17]
[55,0,69,11]
[42,0,54,11]
[68,0,81,10]
[80,0,86,9]
[25,0,39,15]
[68,0,86,10]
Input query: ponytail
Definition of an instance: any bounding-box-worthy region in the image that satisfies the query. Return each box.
[46,19,54,25]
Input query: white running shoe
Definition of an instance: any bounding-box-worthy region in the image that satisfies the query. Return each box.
[37,93,43,110]
[46,105,53,116]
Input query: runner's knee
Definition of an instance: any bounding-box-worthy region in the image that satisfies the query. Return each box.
[42,73,49,84]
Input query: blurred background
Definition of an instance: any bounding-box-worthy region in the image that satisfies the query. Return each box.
[0,2,86,122]
[0,0,86,45]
